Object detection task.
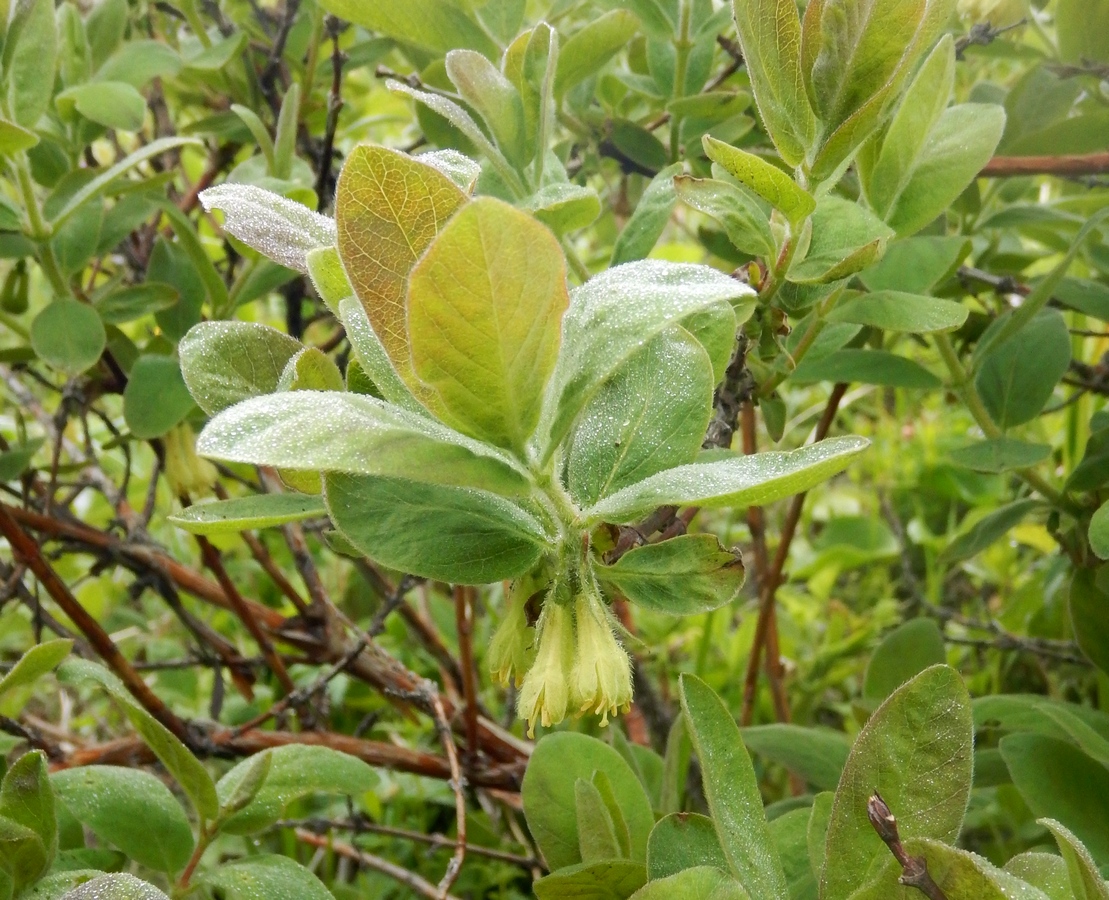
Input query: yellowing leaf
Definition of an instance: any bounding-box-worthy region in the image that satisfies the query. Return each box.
[334,145,467,394]
[407,197,568,453]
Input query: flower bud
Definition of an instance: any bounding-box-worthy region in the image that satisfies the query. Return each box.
[488,581,535,688]
[569,591,632,726]
[517,600,573,737]
[164,422,217,500]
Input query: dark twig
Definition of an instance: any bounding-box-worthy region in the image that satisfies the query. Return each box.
[454,585,480,767]
[867,794,951,900]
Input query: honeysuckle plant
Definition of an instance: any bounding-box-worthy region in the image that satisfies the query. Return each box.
[174,143,868,734]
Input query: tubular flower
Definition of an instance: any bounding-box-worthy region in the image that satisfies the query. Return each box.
[488,583,535,688]
[569,591,632,726]
[517,600,573,737]
[163,423,217,500]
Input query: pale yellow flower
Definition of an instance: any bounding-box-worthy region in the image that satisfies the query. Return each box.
[517,601,573,737]
[164,423,217,500]
[569,592,632,726]
[488,582,535,688]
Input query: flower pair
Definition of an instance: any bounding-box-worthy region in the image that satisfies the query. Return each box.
[489,583,633,737]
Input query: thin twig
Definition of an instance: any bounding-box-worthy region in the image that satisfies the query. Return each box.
[454,585,480,767]
[867,793,951,900]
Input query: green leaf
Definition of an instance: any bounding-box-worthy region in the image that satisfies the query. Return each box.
[974,693,1109,770]
[611,164,683,266]
[94,284,178,325]
[674,175,776,259]
[596,534,745,616]
[533,860,647,900]
[56,660,219,822]
[1001,735,1109,866]
[858,236,970,294]
[48,137,201,231]
[820,666,973,900]
[941,498,1039,565]
[741,724,851,792]
[0,118,37,156]
[526,183,602,236]
[702,137,815,225]
[55,874,170,900]
[200,184,336,274]
[0,641,72,701]
[216,752,272,819]
[196,391,531,496]
[336,297,425,415]
[6,0,57,129]
[169,494,326,536]
[407,197,568,454]
[542,260,754,459]
[445,50,529,168]
[56,82,146,131]
[555,10,639,98]
[122,355,195,439]
[315,0,497,56]
[522,732,655,871]
[864,36,955,218]
[197,855,333,900]
[679,674,787,900]
[631,866,750,900]
[576,779,624,863]
[566,327,714,506]
[975,310,1070,429]
[849,837,1049,900]
[828,292,966,333]
[1091,502,1109,560]
[863,619,946,704]
[807,792,833,880]
[30,300,106,375]
[305,246,353,315]
[0,752,55,872]
[885,104,1006,237]
[584,435,869,525]
[1057,0,1109,64]
[646,813,727,880]
[730,0,814,166]
[1042,819,1109,900]
[50,767,193,874]
[0,814,46,893]
[769,808,818,900]
[948,438,1052,474]
[216,745,378,835]
[95,39,181,87]
[1070,569,1109,678]
[791,349,940,389]
[178,322,302,416]
[787,197,893,284]
[324,472,548,584]
[1003,852,1072,900]
[334,145,467,396]
[0,440,42,483]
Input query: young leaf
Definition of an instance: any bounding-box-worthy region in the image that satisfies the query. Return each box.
[178,322,303,415]
[674,175,776,259]
[555,10,639,98]
[200,184,336,274]
[630,866,751,900]
[56,660,219,822]
[820,665,973,900]
[596,534,745,616]
[215,745,378,835]
[6,0,57,129]
[334,145,467,392]
[679,674,787,900]
[445,50,529,168]
[828,292,967,333]
[324,472,549,584]
[611,163,683,266]
[646,813,727,880]
[541,260,754,459]
[51,767,194,874]
[584,435,869,525]
[521,732,655,871]
[407,197,568,453]
[787,196,892,284]
[1042,819,1109,900]
[168,494,326,536]
[0,641,72,701]
[336,297,426,415]
[575,779,624,863]
[565,327,714,506]
[731,0,815,166]
[197,390,531,497]
[1003,852,1071,900]
[703,137,815,225]
[526,182,602,236]
[534,861,648,899]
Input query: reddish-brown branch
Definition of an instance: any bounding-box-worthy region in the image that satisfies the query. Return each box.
[453,585,480,765]
[980,152,1109,178]
[0,503,189,741]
